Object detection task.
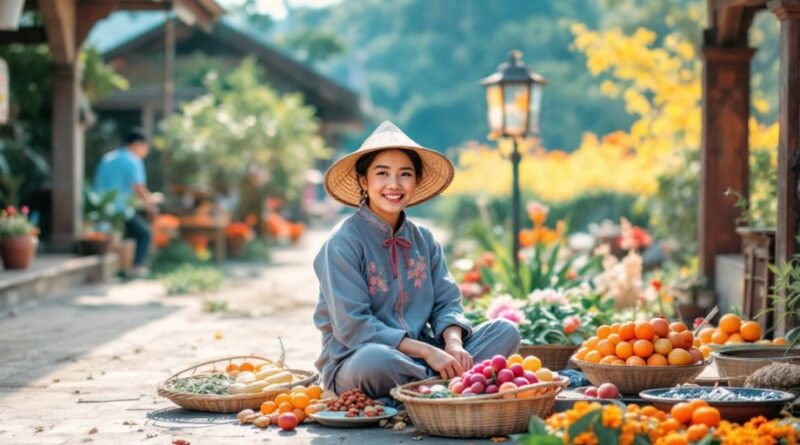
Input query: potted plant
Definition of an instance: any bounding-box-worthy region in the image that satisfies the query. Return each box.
[225,222,254,258]
[0,205,38,269]
[80,188,134,255]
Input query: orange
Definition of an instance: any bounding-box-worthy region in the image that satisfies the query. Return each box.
[523,356,542,371]
[292,408,306,423]
[626,356,646,366]
[686,424,710,442]
[306,385,323,400]
[688,399,709,411]
[600,355,617,365]
[575,347,589,360]
[681,331,694,347]
[726,333,745,344]
[647,353,668,366]
[669,321,688,332]
[699,327,716,344]
[225,363,239,373]
[607,333,622,346]
[670,402,693,423]
[719,314,741,334]
[635,321,655,340]
[584,336,600,350]
[597,339,615,357]
[699,345,711,358]
[507,354,524,365]
[597,325,611,339]
[615,341,634,359]
[610,323,621,335]
[740,321,762,342]
[640,406,661,418]
[239,362,256,372]
[261,401,277,415]
[278,401,294,414]
[668,348,692,365]
[711,330,729,345]
[633,339,654,358]
[619,322,636,341]
[693,338,702,347]
[291,393,310,409]
[651,318,670,338]
[692,406,721,427]
[654,338,674,356]
[291,385,308,394]
[611,359,626,365]
[274,393,292,406]
[773,337,787,345]
[585,350,603,363]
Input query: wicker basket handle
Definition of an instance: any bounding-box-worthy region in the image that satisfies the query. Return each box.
[166,355,286,381]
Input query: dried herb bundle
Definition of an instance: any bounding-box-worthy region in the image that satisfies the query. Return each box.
[169,374,233,395]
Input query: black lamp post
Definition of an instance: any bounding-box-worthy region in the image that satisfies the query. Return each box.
[481,50,546,279]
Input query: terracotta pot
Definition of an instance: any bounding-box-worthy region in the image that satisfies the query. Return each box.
[226,236,247,258]
[0,234,37,269]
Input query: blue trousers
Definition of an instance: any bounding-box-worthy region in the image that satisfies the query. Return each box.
[125,214,152,266]
[333,319,521,399]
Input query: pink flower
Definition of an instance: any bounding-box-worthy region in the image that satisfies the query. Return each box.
[486,296,525,325]
[21,206,29,215]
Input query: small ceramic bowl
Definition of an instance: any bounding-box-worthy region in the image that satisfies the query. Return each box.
[639,387,796,423]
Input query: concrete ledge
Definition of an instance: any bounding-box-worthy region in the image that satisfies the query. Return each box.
[0,253,119,313]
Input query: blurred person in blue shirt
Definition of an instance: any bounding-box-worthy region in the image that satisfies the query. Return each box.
[93,129,156,274]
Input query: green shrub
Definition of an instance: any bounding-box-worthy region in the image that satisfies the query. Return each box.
[159,264,224,296]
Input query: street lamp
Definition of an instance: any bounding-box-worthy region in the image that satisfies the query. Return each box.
[481,50,546,279]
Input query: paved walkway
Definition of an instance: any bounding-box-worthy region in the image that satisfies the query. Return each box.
[0,228,495,445]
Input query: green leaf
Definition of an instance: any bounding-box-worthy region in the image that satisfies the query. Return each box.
[527,415,548,435]
[633,434,651,445]
[694,433,714,445]
[593,423,620,444]
[568,409,601,442]
[512,434,562,445]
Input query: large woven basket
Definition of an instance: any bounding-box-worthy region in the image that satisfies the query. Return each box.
[518,344,579,370]
[157,355,319,413]
[712,345,800,378]
[571,357,707,394]
[390,377,567,438]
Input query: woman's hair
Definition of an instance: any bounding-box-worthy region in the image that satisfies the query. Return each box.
[355,148,424,182]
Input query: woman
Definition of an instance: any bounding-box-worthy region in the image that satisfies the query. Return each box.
[313,121,520,399]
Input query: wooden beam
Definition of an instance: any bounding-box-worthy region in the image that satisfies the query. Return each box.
[769,0,800,335]
[76,2,120,47]
[0,27,47,44]
[38,0,76,65]
[699,46,755,283]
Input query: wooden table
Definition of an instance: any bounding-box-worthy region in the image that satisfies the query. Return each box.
[178,214,230,263]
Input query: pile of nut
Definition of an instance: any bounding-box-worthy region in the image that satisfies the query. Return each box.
[326,388,385,418]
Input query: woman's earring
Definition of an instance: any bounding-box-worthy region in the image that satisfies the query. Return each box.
[362,189,369,200]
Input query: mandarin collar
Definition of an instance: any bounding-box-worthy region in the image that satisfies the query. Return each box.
[356,202,407,237]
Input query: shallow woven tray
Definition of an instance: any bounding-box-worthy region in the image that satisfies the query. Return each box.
[157,355,319,413]
[391,377,568,438]
[571,357,707,394]
[518,344,579,370]
[712,345,800,378]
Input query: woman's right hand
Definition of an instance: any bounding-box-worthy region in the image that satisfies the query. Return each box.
[423,346,464,379]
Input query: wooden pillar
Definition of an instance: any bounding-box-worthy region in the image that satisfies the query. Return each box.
[699,45,754,282]
[50,62,84,250]
[769,0,800,335]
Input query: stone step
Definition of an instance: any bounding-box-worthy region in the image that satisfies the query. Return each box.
[0,253,119,314]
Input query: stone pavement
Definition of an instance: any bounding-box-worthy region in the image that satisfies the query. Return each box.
[0,228,498,445]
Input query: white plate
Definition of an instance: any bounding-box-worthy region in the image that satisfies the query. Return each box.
[310,407,398,428]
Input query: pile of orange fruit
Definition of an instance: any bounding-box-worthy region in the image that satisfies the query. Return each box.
[574,318,707,366]
[259,384,327,424]
[697,313,786,346]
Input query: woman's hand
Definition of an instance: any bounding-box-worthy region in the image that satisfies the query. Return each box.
[423,346,464,379]
[444,343,473,372]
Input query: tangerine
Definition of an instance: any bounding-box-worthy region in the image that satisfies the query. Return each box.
[774,337,787,345]
[597,325,611,339]
[669,321,688,332]
[633,339,654,358]
[719,314,741,334]
[597,339,615,357]
[278,401,294,414]
[575,347,589,360]
[261,401,277,415]
[699,327,716,344]
[615,341,634,359]
[508,354,524,365]
[686,424,710,442]
[292,408,307,423]
[610,323,621,334]
[239,362,256,372]
[626,356,646,366]
[607,333,622,346]
[668,348,692,365]
[647,353,668,366]
[670,402,693,423]
[225,363,239,373]
[651,318,670,338]
[726,333,745,344]
[711,330,729,344]
[600,355,617,365]
[740,321,762,342]
[291,393,310,409]
[306,385,323,400]
[274,393,292,406]
[692,406,721,427]
[523,356,542,371]
[584,337,600,350]
[654,338,674,356]
[635,321,655,340]
[585,350,603,363]
[688,399,709,411]
[619,322,636,341]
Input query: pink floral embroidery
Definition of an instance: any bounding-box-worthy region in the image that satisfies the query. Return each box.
[367,262,388,295]
[407,255,428,288]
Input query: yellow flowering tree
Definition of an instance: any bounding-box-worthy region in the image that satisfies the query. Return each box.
[447,25,778,210]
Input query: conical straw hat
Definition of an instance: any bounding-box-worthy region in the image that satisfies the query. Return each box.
[323,121,455,208]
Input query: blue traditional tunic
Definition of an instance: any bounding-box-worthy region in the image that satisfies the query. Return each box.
[313,204,473,390]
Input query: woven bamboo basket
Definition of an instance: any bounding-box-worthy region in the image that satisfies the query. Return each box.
[518,344,579,370]
[712,345,800,379]
[571,357,707,394]
[390,377,568,438]
[157,355,319,413]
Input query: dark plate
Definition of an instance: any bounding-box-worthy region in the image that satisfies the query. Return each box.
[639,387,796,422]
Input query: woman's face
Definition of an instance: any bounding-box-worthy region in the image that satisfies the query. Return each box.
[359,149,418,221]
